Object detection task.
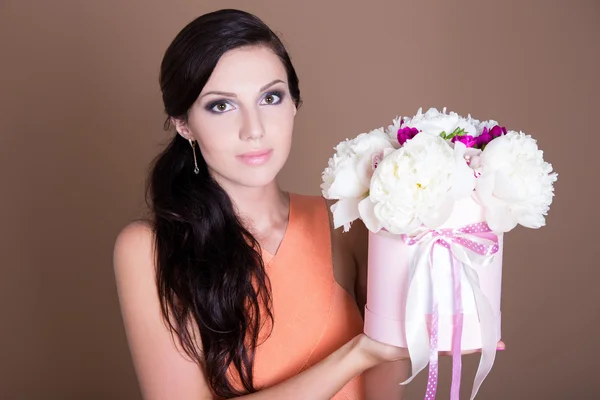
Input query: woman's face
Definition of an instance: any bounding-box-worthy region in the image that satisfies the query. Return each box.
[175,45,297,189]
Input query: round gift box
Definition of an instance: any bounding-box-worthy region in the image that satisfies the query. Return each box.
[363,196,503,352]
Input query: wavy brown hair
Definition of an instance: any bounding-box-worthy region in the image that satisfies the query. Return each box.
[146,9,302,398]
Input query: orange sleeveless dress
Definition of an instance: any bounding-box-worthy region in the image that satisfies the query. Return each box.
[229,193,366,399]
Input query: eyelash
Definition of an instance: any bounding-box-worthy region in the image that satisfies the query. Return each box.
[206,91,285,114]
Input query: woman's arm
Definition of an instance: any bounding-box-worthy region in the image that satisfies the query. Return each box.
[113,222,407,400]
[113,222,212,399]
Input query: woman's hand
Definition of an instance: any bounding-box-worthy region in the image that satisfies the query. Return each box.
[358,334,505,400]
[356,334,409,366]
[357,333,506,365]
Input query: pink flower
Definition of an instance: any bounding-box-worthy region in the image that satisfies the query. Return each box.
[451,134,477,148]
[397,126,420,145]
[490,125,507,138]
[476,125,507,148]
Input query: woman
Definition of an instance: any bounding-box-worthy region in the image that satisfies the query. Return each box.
[113,9,409,399]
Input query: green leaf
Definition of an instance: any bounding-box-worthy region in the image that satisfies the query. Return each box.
[446,127,467,140]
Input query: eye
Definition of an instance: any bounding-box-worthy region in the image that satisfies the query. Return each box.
[260,91,283,106]
[207,101,235,113]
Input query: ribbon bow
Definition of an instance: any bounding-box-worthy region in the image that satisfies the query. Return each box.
[400,222,500,400]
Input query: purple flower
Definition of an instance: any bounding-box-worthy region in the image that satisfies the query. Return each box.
[476,125,507,148]
[489,125,507,138]
[397,126,419,145]
[452,134,477,148]
[476,130,493,148]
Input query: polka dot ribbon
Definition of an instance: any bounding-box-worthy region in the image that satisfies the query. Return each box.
[402,222,499,400]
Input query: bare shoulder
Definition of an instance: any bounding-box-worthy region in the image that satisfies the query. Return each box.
[112,220,212,399]
[113,220,155,269]
[112,221,158,301]
[113,220,157,301]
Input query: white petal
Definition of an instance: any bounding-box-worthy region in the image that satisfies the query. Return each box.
[485,205,518,233]
[493,170,526,202]
[387,217,422,235]
[451,142,476,199]
[331,198,362,231]
[358,197,383,233]
[420,194,454,229]
[328,166,367,199]
[516,211,546,229]
[355,154,376,189]
[456,118,478,136]
[474,172,498,207]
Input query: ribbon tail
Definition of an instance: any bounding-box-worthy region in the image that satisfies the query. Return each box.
[450,314,464,399]
[464,267,497,400]
[450,255,463,400]
[400,242,432,386]
[423,249,439,400]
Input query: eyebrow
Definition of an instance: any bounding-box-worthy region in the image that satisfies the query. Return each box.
[200,79,285,99]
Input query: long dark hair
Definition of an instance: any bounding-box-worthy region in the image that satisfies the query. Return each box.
[146,9,302,398]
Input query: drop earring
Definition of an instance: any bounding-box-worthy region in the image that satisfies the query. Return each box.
[188,138,200,175]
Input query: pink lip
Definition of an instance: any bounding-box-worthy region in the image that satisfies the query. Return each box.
[237,149,273,166]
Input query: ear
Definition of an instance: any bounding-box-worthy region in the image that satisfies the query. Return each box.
[171,117,192,140]
[293,99,302,115]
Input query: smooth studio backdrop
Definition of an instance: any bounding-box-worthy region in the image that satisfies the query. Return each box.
[1,1,598,399]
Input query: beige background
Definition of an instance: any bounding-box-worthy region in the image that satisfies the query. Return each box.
[1,0,599,399]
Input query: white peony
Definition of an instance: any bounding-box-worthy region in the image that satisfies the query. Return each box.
[386,107,478,145]
[474,131,558,233]
[358,133,474,234]
[321,128,395,231]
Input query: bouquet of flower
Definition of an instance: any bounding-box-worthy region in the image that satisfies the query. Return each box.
[321,107,557,400]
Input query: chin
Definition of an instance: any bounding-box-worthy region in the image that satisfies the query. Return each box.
[210,154,288,189]
[213,165,281,189]
[237,169,280,188]
[236,153,288,187]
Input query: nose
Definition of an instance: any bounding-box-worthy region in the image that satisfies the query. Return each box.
[239,106,265,141]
